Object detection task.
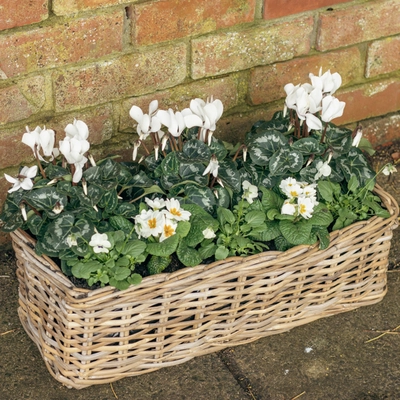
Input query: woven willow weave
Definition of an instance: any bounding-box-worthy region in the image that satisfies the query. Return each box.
[12,185,399,389]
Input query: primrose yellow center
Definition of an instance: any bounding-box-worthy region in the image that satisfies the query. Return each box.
[170,208,181,217]
[164,225,175,238]
[290,190,298,197]
[299,204,307,214]
[148,218,157,229]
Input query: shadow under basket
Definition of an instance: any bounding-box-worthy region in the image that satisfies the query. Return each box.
[11,185,399,389]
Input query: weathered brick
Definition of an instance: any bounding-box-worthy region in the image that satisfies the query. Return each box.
[0,11,124,78]
[0,0,48,30]
[249,47,363,105]
[317,0,400,51]
[357,114,400,147]
[119,75,241,131]
[52,0,127,15]
[0,129,33,170]
[334,79,400,126]
[191,16,314,79]
[263,0,349,20]
[54,43,187,112]
[0,76,46,125]
[366,36,400,78]
[133,0,256,45]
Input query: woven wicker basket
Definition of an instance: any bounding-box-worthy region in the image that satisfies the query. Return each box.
[11,185,399,389]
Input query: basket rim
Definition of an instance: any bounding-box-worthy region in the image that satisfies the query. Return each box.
[11,184,399,297]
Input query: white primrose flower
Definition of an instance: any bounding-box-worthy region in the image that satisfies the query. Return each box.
[203,155,219,178]
[134,209,164,239]
[145,197,166,210]
[382,163,397,176]
[129,100,161,140]
[242,180,258,204]
[301,183,318,203]
[314,160,332,180]
[4,166,38,193]
[281,199,297,216]
[164,198,191,221]
[352,128,363,147]
[279,177,303,198]
[297,196,316,219]
[89,233,112,254]
[160,217,178,242]
[202,227,216,239]
[321,95,345,123]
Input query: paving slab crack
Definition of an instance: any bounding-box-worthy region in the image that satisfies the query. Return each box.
[218,348,271,400]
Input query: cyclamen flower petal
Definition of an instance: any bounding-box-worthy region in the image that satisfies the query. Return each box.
[314,161,332,180]
[352,129,363,147]
[305,113,323,131]
[65,119,89,141]
[4,166,38,193]
[321,96,345,122]
[203,155,219,178]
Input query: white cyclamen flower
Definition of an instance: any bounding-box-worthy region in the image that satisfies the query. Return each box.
[145,197,166,210]
[382,163,397,176]
[242,180,258,204]
[321,95,345,123]
[65,119,89,141]
[59,137,90,183]
[4,166,38,193]
[203,155,219,178]
[66,234,78,247]
[279,177,303,198]
[129,100,161,140]
[309,69,342,95]
[160,218,178,242]
[352,129,363,147]
[164,198,191,221]
[314,161,332,180]
[281,199,297,216]
[22,126,56,160]
[202,227,216,239]
[89,233,112,254]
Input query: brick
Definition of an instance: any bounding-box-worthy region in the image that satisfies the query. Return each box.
[133,0,256,45]
[191,16,314,79]
[0,0,48,30]
[263,0,349,20]
[0,76,46,125]
[249,47,363,105]
[366,36,400,78]
[52,0,127,15]
[119,75,241,131]
[356,114,400,147]
[54,43,187,112]
[334,79,400,126]
[0,11,124,78]
[317,0,400,51]
[0,129,33,170]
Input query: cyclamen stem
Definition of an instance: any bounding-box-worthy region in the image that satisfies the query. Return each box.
[232,144,246,162]
[20,200,41,218]
[320,124,328,144]
[34,147,47,179]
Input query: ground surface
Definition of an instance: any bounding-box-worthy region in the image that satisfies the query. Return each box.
[1,141,399,400]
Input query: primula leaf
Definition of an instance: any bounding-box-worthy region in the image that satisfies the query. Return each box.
[308,203,333,227]
[260,187,284,211]
[313,226,331,250]
[177,241,202,267]
[121,240,146,257]
[245,210,265,226]
[147,255,171,275]
[146,234,179,257]
[217,207,235,225]
[176,221,191,238]
[279,219,312,245]
[251,220,281,242]
[71,260,101,279]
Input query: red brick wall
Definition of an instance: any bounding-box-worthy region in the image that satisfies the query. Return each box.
[0,0,399,246]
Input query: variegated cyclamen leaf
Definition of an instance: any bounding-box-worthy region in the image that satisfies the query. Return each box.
[291,137,324,155]
[182,184,216,213]
[269,149,303,176]
[213,186,231,208]
[248,145,271,166]
[246,130,288,152]
[325,124,353,155]
[99,158,122,180]
[161,151,180,175]
[218,160,241,192]
[179,162,208,185]
[182,139,211,162]
[336,148,375,186]
[208,137,228,160]
[22,187,68,212]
